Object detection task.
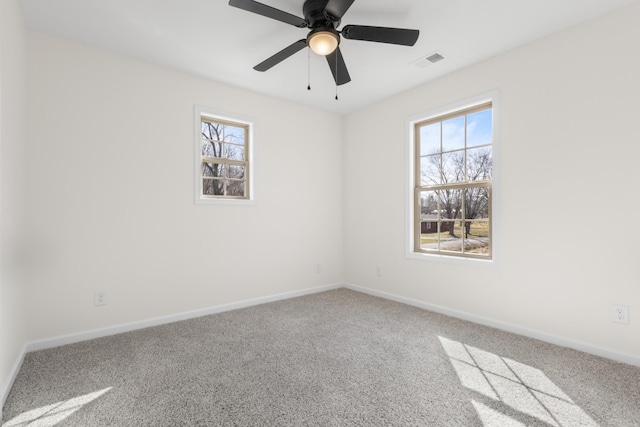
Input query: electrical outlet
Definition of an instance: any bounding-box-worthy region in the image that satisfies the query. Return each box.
[376,267,381,277]
[612,304,629,324]
[94,290,107,306]
[316,263,321,273]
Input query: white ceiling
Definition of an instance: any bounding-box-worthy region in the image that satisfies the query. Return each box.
[19,0,637,115]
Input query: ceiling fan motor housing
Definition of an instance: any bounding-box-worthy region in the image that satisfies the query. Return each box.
[303,0,340,28]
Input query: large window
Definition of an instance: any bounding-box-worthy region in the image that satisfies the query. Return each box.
[196,110,251,202]
[413,101,493,259]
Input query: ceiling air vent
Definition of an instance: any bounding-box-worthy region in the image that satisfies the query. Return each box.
[411,51,445,69]
[426,53,445,63]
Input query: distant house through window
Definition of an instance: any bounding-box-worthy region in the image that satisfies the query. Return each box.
[413,100,493,259]
[195,107,253,204]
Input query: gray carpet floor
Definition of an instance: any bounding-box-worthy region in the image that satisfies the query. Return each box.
[3,288,640,426]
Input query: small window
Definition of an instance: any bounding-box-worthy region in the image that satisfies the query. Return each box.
[413,101,493,259]
[196,108,252,203]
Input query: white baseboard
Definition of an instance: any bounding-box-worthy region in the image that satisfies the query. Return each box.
[344,283,640,367]
[2,283,341,406]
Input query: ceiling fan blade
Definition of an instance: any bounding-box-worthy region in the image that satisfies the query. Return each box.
[254,39,307,72]
[229,0,306,28]
[326,47,351,86]
[342,25,419,46]
[324,0,356,20]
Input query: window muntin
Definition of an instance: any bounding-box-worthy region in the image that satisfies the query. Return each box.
[199,116,250,199]
[414,102,492,259]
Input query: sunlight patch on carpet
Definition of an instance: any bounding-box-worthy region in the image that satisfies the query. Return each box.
[3,387,112,427]
[439,336,598,427]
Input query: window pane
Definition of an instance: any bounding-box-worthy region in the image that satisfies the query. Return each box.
[466,221,490,238]
[420,190,439,220]
[464,187,490,219]
[442,151,464,183]
[228,164,245,179]
[203,178,224,196]
[442,116,465,152]
[420,227,440,251]
[227,180,245,197]
[224,125,245,144]
[441,221,463,253]
[420,123,440,155]
[438,189,462,220]
[467,109,492,148]
[464,221,490,255]
[202,122,222,141]
[202,162,224,178]
[421,155,441,185]
[201,122,211,139]
[202,140,222,158]
[466,147,492,181]
[225,144,245,161]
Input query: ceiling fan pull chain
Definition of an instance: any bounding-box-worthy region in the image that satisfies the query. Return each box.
[307,48,311,91]
[335,53,339,100]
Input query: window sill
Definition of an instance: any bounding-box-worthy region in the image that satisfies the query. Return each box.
[195,197,256,206]
[406,251,497,268]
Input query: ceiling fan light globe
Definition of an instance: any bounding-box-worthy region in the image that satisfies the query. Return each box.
[308,30,339,56]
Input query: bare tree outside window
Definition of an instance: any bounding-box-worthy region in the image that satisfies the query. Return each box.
[415,103,493,258]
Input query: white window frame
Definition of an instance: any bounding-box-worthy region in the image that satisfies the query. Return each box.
[195,106,255,205]
[405,91,500,265]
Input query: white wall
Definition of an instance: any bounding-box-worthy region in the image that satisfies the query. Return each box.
[1,0,28,405]
[344,3,640,358]
[23,32,344,340]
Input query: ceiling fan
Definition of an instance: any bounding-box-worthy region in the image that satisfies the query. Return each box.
[228,0,420,86]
